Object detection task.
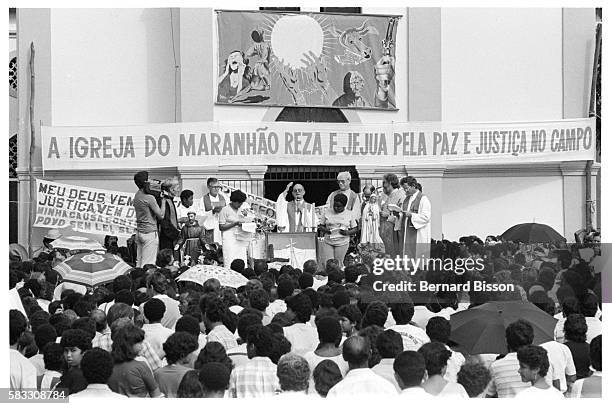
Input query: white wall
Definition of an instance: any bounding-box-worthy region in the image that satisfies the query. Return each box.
[441,175,564,241]
[441,8,563,122]
[50,9,177,126]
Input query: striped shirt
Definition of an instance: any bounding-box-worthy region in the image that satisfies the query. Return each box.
[487,352,531,398]
[229,356,279,398]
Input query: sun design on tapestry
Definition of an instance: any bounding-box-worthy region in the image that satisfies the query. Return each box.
[260,14,336,105]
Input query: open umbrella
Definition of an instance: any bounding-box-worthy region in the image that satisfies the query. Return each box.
[54,252,131,287]
[500,223,565,244]
[176,264,248,288]
[450,301,557,355]
[51,236,105,251]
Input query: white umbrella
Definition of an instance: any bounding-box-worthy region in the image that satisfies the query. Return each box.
[176,264,248,288]
[51,236,105,251]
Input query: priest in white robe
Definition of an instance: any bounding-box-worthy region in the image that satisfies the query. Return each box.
[399,177,431,262]
[276,182,318,232]
[199,177,229,244]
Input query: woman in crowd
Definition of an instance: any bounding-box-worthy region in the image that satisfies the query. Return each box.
[563,313,592,379]
[194,341,234,374]
[418,342,469,397]
[218,190,250,267]
[176,370,204,398]
[107,324,162,397]
[318,194,358,268]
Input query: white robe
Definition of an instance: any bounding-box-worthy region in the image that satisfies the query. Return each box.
[276,193,318,232]
[401,193,431,260]
[199,192,229,244]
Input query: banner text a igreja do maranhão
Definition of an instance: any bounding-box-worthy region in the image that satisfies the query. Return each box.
[41,118,596,170]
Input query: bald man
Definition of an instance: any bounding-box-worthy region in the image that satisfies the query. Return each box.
[326,171,362,220]
[276,182,318,232]
[327,335,397,396]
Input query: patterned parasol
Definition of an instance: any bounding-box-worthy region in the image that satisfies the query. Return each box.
[53,252,131,287]
[51,236,106,251]
[176,264,248,288]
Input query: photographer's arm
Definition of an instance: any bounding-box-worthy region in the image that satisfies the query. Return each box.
[148,195,165,220]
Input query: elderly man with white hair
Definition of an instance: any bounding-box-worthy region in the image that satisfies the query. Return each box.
[325,171,362,221]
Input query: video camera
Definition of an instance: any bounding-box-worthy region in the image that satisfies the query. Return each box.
[144,178,163,198]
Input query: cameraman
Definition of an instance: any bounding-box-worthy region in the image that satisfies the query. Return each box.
[133,171,166,267]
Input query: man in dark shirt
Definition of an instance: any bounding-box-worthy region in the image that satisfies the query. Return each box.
[133,171,165,267]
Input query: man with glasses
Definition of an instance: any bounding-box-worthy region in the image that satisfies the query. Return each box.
[326,171,362,221]
[200,178,228,244]
[276,182,318,233]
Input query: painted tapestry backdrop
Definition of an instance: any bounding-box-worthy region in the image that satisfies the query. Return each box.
[216,10,400,110]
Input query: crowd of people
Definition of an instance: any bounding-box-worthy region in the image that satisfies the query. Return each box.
[8,221,603,398]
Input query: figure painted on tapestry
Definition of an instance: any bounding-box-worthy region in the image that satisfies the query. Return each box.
[245,27,271,91]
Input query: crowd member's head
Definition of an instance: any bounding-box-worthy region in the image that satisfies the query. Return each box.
[194,341,233,373]
[199,362,230,398]
[29,310,50,334]
[313,360,343,397]
[107,302,134,327]
[316,316,342,348]
[517,345,550,384]
[390,302,414,325]
[269,332,292,365]
[336,171,351,191]
[144,298,166,324]
[236,313,262,343]
[34,323,57,353]
[332,194,348,214]
[73,300,95,318]
[18,331,37,358]
[343,265,360,284]
[111,323,145,363]
[203,297,227,330]
[60,329,92,368]
[163,332,199,367]
[90,309,108,334]
[505,319,534,352]
[49,313,72,338]
[298,273,314,290]
[230,259,245,275]
[418,342,451,377]
[376,329,403,359]
[229,190,247,209]
[286,293,312,324]
[48,301,63,315]
[342,335,371,369]
[303,260,318,276]
[112,274,133,295]
[246,324,275,359]
[362,301,388,328]
[176,370,203,398]
[382,173,400,194]
[332,291,350,310]
[561,297,581,318]
[277,353,310,393]
[202,278,221,295]
[579,293,598,318]
[393,351,426,390]
[175,315,201,339]
[43,343,65,373]
[80,347,114,385]
[426,316,452,345]
[327,266,344,285]
[147,271,169,295]
[564,313,588,343]
[590,335,602,372]
[248,289,269,313]
[156,249,174,268]
[338,304,362,336]
[277,279,295,301]
[456,362,492,397]
[71,317,96,341]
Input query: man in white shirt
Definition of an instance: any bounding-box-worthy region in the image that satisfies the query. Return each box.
[283,293,318,356]
[276,182,318,233]
[70,348,127,399]
[393,350,432,398]
[142,272,182,330]
[539,340,576,394]
[142,298,174,359]
[387,302,430,351]
[580,294,602,343]
[199,178,229,244]
[327,336,397,396]
[426,316,465,382]
[371,330,403,391]
[175,189,203,228]
[10,310,37,391]
[516,345,565,398]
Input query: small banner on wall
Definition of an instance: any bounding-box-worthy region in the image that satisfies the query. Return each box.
[215,10,400,110]
[34,179,137,237]
[41,118,596,170]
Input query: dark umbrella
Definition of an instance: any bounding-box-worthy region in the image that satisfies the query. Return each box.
[500,223,565,243]
[450,301,557,355]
